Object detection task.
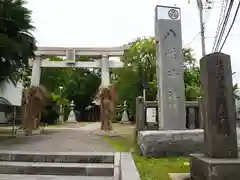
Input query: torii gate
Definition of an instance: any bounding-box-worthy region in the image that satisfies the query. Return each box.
[29,46,128,87]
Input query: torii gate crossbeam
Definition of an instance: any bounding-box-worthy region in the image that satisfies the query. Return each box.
[29,46,128,87]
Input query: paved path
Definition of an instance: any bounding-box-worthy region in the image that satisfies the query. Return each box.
[44,122,101,132]
[0,123,114,152]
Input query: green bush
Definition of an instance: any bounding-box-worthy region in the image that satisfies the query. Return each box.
[41,94,61,125]
[42,105,59,125]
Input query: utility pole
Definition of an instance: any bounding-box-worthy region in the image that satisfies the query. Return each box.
[197,0,206,56]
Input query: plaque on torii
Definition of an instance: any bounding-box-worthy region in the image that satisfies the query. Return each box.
[29,46,128,87]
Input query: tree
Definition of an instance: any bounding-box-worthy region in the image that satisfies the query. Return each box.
[63,68,100,117]
[113,37,157,119]
[114,37,200,121]
[40,56,69,93]
[183,48,201,100]
[40,56,101,121]
[0,0,36,84]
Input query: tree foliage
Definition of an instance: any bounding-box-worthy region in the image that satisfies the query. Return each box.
[0,0,36,84]
[39,37,201,122]
[183,48,201,100]
[39,37,240,124]
[114,37,200,120]
[40,57,101,121]
[114,37,156,119]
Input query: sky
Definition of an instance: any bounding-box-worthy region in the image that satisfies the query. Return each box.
[25,0,240,84]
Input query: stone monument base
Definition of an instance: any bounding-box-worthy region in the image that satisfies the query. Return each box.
[190,153,240,180]
[137,130,203,157]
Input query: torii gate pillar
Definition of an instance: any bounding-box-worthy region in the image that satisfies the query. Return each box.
[101,55,110,87]
[30,56,41,87]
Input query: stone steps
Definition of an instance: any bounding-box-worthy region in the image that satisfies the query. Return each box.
[0,151,141,180]
[0,151,114,163]
[0,161,114,176]
[0,174,114,180]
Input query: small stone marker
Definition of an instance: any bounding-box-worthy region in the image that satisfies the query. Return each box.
[146,107,156,123]
[146,107,157,129]
[188,108,196,129]
[198,98,204,129]
[155,5,186,130]
[135,97,145,139]
[190,52,240,180]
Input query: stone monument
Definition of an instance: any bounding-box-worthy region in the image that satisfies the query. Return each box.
[67,100,77,123]
[155,5,186,129]
[190,53,240,180]
[137,5,204,158]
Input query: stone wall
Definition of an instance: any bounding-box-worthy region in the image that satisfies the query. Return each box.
[135,97,203,134]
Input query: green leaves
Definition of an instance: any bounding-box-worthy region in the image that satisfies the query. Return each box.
[0,0,36,84]
[114,37,200,120]
[183,48,201,100]
[40,57,101,112]
[51,93,69,106]
[39,36,201,122]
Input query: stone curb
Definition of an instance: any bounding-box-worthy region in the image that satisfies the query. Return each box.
[120,153,141,180]
[114,152,121,180]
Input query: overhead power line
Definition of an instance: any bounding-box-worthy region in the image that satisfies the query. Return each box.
[186,32,201,47]
[219,0,240,51]
[212,0,229,52]
[213,0,234,52]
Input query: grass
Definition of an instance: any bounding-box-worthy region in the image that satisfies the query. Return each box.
[104,124,189,180]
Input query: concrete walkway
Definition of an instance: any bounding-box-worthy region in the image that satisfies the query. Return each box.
[0,122,114,152]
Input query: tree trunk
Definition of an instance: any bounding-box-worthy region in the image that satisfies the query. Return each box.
[96,85,117,131]
[100,99,113,131]
[22,87,43,135]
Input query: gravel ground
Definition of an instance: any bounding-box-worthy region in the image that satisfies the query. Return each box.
[0,123,115,152]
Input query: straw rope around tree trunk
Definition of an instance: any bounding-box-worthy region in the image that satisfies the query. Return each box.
[96,84,117,131]
[21,85,48,135]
